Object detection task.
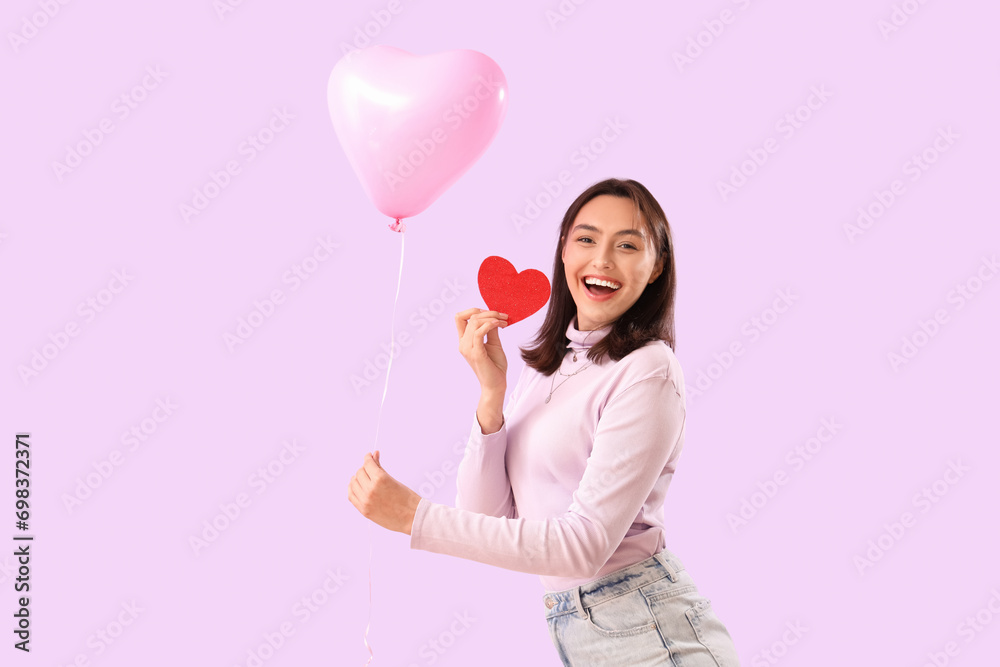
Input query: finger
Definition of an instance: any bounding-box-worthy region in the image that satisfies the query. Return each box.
[463,310,506,330]
[348,481,367,513]
[455,308,482,336]
[363,453,382,477]
[473,319,500,345]
[470,321,491,352]
[459,311,491,341]
[462,310,488,334]
[471,310,507,323]
[460,315,486,348]
[351,476,370,503]
[356,464,371,484]
[485,323,501,346]
[373,450,381,467]
[463,315,503,356]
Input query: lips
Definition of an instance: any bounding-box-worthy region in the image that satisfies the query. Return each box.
[581,278,619,300]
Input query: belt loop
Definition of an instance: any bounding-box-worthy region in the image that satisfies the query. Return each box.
[572,586,588,619]
[653,550,679,583]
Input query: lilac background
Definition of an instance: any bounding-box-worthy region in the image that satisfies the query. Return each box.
[2,1,999,665]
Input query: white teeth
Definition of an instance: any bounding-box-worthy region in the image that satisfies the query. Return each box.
[584,277,620,290]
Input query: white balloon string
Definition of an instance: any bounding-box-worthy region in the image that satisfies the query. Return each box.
[363,219,406,665]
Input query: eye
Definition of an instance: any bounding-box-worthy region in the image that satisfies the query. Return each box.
[576,236,638,250]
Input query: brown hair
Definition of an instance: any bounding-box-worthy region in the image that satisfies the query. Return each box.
[520,178,677,376]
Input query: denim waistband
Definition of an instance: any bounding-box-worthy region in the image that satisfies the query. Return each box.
[542,548,686,620]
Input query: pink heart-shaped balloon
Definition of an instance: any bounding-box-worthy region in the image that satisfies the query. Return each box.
[328,46,508,222]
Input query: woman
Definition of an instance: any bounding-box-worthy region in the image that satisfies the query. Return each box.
[348,178,741,665]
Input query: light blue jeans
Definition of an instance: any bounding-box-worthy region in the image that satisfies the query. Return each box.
[543,548,740,666]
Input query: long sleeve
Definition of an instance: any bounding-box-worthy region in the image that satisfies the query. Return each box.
[453,364,528,519]
[410,374,685,581]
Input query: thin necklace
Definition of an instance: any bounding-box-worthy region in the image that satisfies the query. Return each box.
[545,357,593,403]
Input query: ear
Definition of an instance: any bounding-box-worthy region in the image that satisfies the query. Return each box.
[649,254,664,284]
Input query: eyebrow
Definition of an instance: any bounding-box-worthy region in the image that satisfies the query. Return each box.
[571,223,645,239]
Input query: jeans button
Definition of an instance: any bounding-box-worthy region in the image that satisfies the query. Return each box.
[544,596,556,609]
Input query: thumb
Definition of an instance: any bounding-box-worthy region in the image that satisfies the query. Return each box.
[485,324,501,346]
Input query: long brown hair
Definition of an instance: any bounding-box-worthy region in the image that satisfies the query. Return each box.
[520,178,677,376]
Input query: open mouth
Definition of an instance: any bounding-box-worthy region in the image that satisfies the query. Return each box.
[583,277,621,297]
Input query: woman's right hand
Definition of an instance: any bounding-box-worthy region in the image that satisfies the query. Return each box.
[455,308,509,394]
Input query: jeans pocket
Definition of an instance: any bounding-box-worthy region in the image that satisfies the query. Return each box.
[638,570,698,600]
[685,598,738,667]
[645,585,737,667]
[581,590,658,638]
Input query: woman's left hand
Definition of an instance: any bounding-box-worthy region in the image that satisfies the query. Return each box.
[348,451,422,535]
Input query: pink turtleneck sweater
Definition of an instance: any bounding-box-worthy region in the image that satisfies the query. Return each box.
[408,316,687,592]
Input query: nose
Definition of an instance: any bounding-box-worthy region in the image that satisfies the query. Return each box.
[592,245,614,269]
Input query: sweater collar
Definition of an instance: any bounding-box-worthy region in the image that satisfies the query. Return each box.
[565,316,612,350]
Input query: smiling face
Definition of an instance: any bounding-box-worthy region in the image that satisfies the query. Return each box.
[560,195,664,331]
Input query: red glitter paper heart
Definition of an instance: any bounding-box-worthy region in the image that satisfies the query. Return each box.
[477,256,550,326]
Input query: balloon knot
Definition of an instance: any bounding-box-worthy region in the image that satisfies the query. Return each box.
[388,218,406,233]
